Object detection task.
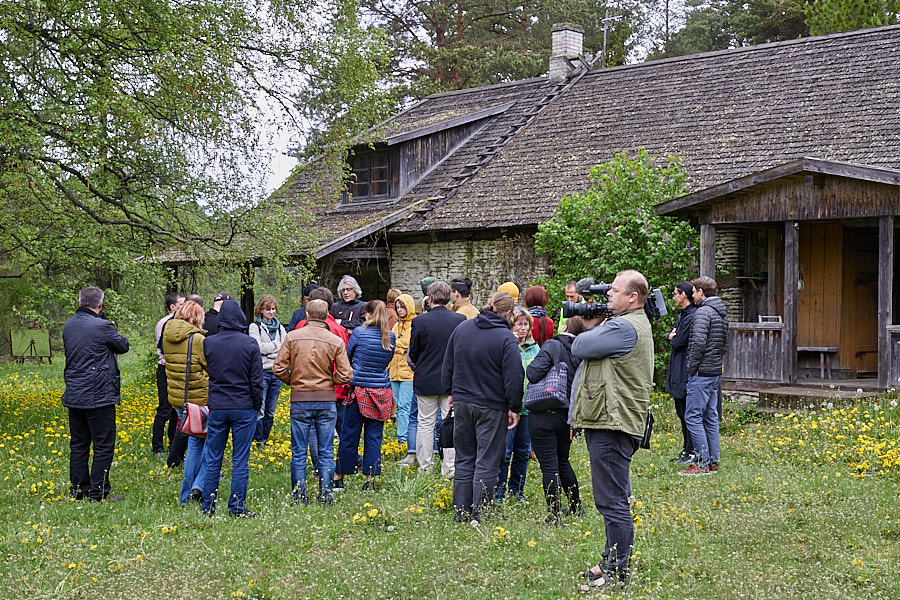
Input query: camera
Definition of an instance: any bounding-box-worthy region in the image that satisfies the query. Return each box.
[561,277,668,321]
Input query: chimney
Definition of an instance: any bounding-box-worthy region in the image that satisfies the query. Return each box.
[549,23,584,81]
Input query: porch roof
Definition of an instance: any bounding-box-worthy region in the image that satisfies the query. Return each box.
[655,157,900,224]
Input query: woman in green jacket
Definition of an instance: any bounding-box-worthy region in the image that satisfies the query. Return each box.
[162,300,209,503]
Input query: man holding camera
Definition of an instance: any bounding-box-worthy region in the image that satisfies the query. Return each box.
[570,270,654,592]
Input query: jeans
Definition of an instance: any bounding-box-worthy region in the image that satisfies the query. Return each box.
[201,409,256,515]
[417,395,453,475]
[406,395,418,453]
[290,404,337,502]
[584,428,639,582]
[180,435,206,503]
[496,413,530,499]
[672,396,694,455]
[336,400,384,476]
[68,405,116,501]
[528,410,580,516]
[685,374,721,468]
[167,408,188,468]
[452,402,508,521]
[391,381,414,444]
[254,371,281,443]
[153,364,177,452]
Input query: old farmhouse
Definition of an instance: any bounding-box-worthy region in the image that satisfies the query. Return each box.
[265,25,900,388]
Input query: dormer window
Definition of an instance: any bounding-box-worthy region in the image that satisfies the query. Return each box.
[350,151,390,201]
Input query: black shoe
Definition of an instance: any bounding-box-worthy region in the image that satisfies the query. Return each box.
[362,480,375,491]
[318,494,334,506]
[562,504,585,517]
[332,479,344,492]
[544,513,562,527]
[190,489,202,503]
[90,494,123,502]
[231,509,258,518]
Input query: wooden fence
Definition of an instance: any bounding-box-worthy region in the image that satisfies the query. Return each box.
[724,322,785,382]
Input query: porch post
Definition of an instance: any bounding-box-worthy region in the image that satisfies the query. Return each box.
[878,216,894,388]
[783,221,798,383]
[700,224,716,278]
[240,262,255,323]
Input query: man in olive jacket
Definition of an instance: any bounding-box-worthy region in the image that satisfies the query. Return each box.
[570,270,653,592]
[62,286,130,501]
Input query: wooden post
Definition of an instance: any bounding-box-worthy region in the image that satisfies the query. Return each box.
[240,262,255,324]
[878,216,894,388]
[700,224,716,278]
[783,221,799,383]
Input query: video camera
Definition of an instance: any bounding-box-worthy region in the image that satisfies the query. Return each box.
[561,277,668,321]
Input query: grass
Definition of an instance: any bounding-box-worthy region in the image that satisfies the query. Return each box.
[1,359,899,599]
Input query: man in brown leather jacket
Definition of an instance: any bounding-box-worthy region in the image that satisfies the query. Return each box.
[274,299,352,505]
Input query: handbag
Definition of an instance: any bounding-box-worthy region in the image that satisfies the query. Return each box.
[179,333,209,438]
[524,361,569,412]
[639,408,654,450]
[437,409,454,449]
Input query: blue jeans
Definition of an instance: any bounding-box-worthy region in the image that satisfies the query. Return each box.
[685,374,721,468]
[496,414,531,499]
[201,409,256,515]
[336,400,384,476]
[255,371,281,443]
[180,435,206,503]
[290,404,336,503]
[391,381,414,444]
[407,395,418,453]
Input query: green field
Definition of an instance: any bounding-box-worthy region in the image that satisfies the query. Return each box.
[1,361,899,599]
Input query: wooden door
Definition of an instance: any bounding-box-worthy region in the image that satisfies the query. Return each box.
[798,223,842,350]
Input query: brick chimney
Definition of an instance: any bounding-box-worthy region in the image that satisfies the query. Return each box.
[549,23,584,81]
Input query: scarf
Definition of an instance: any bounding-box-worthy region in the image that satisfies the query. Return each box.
[528,306,547,319]
[257,317,281,340]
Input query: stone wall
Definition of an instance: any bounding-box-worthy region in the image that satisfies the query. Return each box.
[389,234,548,307]
[716,227,745,323]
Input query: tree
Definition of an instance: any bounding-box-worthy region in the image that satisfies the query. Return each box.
[361,0,646,99]
[534,149,698,375]
[0,0,390,331]
[806,0,899,34]
[652,0,809,58]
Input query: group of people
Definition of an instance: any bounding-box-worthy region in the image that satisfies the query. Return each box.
[62,267,722,592]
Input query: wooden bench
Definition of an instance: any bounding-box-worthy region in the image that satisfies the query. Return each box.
[797,346,839,379]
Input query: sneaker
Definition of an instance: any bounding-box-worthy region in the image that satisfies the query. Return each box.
[190,489,202,503]
[678,463,711,476]
[514,493,529,505]
[230,509,258,518]
[332,479,344,492]
[362,480,375,491]
[397,453,416,467]
[677,452,696,465]
[562,504,585,517]
[708,463,719,473]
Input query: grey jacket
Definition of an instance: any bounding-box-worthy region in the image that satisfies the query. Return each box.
[686,296,728,377]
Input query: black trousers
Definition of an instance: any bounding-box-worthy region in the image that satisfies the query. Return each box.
[528,409,580,516]
[452,402,508,521]
[68,405,116,500]
[584,428,639,583]
[152,364,177,452]
[672,396,694,455]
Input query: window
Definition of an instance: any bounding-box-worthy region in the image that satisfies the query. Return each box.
[350,152,390,201]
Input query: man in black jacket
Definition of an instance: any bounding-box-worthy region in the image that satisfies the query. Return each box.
[62,286,130,501]
[665,282,698,464]
[203,291,233,336]
[408,281,466,475]
[680,276,728,476]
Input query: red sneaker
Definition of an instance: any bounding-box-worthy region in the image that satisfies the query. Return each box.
[678,463,710,476]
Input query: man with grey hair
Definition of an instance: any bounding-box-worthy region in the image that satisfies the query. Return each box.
[330,275,366,331]
[408,280,466,475]
[62,286,130,501]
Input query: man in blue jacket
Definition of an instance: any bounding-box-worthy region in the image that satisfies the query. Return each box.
[201,300,264,517]
[62,286,130,501]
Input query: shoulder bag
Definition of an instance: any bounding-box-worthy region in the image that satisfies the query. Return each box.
[180,333,209,438]
[524,361,569,412]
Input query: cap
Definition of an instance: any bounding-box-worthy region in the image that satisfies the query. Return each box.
[214,291,235,302]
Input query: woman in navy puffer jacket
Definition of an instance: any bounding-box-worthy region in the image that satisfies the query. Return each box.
[335,300,396,490]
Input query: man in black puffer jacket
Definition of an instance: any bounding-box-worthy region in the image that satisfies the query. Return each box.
[62,286,130,501]
[443,292,524,523]
[680,276,728,476]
